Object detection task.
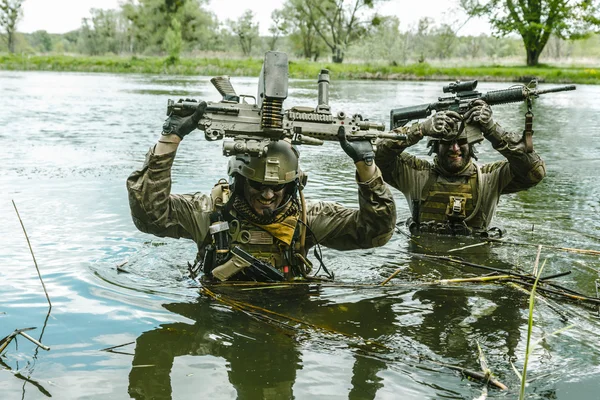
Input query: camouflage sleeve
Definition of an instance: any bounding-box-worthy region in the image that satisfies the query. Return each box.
[126,147,211,243]
[375,123,423,186]
[305,167,396,250]
[484,123,547,194]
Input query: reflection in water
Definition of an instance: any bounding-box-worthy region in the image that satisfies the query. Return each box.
[127,276,527,400]
[1,71,600,399]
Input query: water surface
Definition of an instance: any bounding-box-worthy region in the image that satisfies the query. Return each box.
[1,71,599,399]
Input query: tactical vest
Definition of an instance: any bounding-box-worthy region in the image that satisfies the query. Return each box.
[199,180,308,281]
[410,165,487,236]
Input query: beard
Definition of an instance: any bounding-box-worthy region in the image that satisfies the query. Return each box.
[438,149,471,173]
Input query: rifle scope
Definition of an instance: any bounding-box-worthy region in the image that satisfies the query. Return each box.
[443,80,478,93]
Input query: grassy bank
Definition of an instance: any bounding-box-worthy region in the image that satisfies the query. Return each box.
[1,53,598,84]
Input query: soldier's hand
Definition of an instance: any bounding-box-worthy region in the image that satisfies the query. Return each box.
[464,100,495,134]
[420,111,462,138]
[162,99,207,139]
[337,126,375,165]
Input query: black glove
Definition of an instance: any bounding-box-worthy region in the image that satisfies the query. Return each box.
[162,99,207,140]
[464,99,495,134]
[420,110,462,138]
[337,126,375,165]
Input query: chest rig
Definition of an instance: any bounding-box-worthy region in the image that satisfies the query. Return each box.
[198,179,309,282]
[409,164,486,236]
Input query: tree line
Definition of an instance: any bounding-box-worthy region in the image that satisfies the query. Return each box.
[1,0,600,66]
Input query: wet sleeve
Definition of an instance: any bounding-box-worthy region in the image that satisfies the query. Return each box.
[374,124,423,187]
[305,167,396,250]
[126,147,211,243]
[483,123,547,194]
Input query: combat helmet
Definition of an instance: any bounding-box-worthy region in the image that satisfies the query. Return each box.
[227,139,302,185]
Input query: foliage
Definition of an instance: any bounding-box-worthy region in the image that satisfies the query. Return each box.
[78,8,125,55]
[280,0,386,63]
[29,30,52,52]
[2,53,600,84]
[227,10,259,56]
[164,18,182,63]
[460,0,600,66]
[0,0,23,53]
[121,0,216,54]
[273,0,327,60]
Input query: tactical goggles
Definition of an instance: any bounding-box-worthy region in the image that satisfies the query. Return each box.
[247,179,287,192]
[439,137,469,146]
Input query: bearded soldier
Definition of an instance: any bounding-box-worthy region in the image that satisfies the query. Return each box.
[127,101,396,281]
[375,100,546,237]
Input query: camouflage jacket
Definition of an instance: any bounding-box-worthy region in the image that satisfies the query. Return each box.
[375,124,546,233]
[127,148,396,256]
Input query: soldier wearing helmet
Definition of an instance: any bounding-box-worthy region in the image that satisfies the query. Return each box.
[127,101,396,281]
[375,100,546,237]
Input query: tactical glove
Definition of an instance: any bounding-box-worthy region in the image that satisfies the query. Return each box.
[162,99,207,140]
[464,100,495,135]
[420,111,462,138]
[337,125,375,165]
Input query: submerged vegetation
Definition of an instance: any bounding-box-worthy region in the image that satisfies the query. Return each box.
[1,53,598,84]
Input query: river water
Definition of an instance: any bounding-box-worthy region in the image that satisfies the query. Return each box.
[1,70,599,399]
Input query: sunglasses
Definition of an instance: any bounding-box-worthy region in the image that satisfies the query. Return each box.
[247,179,287,192]
[439,138,469,146]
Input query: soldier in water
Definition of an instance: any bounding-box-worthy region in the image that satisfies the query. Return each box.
[127,100,396,282]
[375,100,546,237]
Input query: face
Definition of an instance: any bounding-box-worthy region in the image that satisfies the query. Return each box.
[243,179,287,216]
[438,138,471,173]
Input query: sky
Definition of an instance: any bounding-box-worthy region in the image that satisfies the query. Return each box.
[19,0,491,36]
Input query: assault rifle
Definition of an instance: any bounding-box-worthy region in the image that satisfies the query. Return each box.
[211,246,285,282]
[390,79,576,129]
[167,51,406,157]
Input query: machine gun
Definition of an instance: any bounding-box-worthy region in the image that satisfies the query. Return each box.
[389,79,576,129]
[166,51,406,157]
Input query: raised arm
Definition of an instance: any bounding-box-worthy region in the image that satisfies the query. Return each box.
[305,127,397,250]
[126,100,210,241]
[465,100,546,193]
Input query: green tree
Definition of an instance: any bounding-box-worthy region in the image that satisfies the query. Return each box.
[460,0,600,66]
[121,0,216,54]
[287,0,386,63]
[268,9,287,51]
[30,30,53,52]
[227,9,259,56]
[164,18,182,62]
[274,0,325,60]
[79,8,123,55]
[431,23,458,59]
[0,0,24,53]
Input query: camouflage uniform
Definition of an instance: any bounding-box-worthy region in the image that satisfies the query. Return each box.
[375,123,546,236]
[127,147,396,277]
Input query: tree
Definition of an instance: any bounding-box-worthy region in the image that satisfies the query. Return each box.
[79,8,123,55]
[431,23,458,59]
[0,0,24,53]
[30,30,53,52]
[227,10,259,56]
[290,0,387,63]
[460,0,600,66]
[164,18,182,63]
[274,0,326,60]
[268,9,287,51]
[121,0,216,54]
